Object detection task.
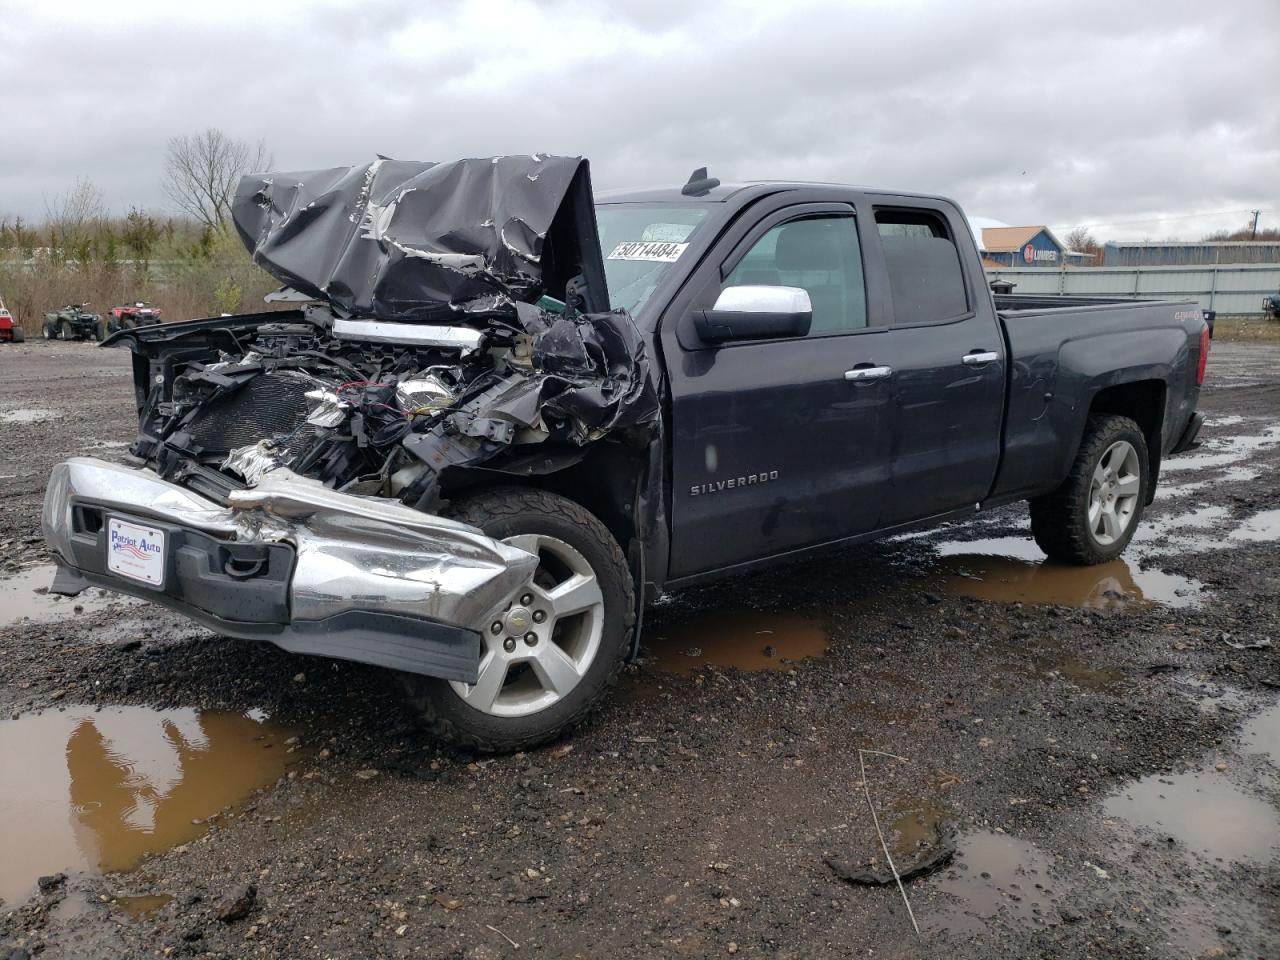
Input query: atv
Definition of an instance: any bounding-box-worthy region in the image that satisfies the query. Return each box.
[0,297,22,343]
[42,304,105,341]
[108,301,163,332]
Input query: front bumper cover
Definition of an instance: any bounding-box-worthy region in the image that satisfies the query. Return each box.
[42,458,539,682]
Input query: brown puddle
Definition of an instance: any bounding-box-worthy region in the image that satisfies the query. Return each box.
[927,831,1058,935]
[886,794,949,861]
[0,705,296,905]
[935,537,1202,609]
[1103,768,1280,864]
[0,563,138,628]
[645,609,827,673]
[114,893,175,918]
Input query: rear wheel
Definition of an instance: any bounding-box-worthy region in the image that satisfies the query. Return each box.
[42,320,55,340]
[1030,414,1149,564]
[398,487,634,752]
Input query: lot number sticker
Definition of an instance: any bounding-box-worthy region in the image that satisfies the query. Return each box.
[107,517,166,586]
[607,241,689,262]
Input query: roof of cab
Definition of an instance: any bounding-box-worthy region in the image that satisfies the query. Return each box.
[594,180,952,205]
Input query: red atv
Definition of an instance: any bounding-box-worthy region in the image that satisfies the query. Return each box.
[108,301,163,333]
[0,297,23,343]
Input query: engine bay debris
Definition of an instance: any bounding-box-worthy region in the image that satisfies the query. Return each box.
[119,155,657,513]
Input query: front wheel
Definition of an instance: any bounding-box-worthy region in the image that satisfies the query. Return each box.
[42,320,56,340]
[1030,414,1149,564]
[399,487,635,752]
[11,327,24,343]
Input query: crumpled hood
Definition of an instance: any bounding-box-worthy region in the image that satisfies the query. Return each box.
[232,154,610,322]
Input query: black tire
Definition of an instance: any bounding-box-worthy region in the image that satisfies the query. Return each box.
[399,487,635,753]
[1030,414,1149,565]
[42,321,55,340]
[59,321,72,341]
[92,320,104,341]
[11,328,24,343]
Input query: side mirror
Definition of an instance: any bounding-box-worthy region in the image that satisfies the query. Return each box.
[694,286,812,344]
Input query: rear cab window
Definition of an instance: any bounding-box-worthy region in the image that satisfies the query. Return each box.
[874,208,969,325]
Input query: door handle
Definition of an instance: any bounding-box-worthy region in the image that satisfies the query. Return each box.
[844,365,893,382]
[962,351,999,365]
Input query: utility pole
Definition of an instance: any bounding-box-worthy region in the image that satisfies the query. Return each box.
[1250,210,1261,239]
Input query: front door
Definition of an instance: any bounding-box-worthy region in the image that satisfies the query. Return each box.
[662,202,894,579]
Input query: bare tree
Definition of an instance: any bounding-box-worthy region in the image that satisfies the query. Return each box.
[163,129,271,232]
[45,177,107,253]
[1065,227,1099,253]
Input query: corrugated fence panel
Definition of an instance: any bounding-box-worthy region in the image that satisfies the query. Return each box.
[985,265,1280,314]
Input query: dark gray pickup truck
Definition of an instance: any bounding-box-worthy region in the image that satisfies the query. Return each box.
[42,156,1210,750]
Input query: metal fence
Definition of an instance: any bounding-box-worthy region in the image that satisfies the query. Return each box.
[983,264,1280,315]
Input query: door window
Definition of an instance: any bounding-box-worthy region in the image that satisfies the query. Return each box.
[723,216,867,334]
[875,209,969,324]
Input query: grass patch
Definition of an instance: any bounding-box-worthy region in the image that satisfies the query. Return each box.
[1212,315,1280,342]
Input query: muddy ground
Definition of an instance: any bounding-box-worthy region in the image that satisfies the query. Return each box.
[0,338,1276,960]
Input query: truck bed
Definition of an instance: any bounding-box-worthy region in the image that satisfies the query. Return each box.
[990,295,1206,505]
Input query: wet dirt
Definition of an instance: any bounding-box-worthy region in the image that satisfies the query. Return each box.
[1102,767,1280,864]
[0,705,295,905]
[0,563,137,627]
[1,341,1278,958]
[926,832,1058,936]
[934,536,1203,609]
[644,609,828,673]
[0,407,57,424]
[991,634,1126,693]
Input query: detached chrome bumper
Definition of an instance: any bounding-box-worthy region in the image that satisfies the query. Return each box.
[42,458,538,682]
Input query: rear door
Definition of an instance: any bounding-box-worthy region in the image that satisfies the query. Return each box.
[863,200,1006,524]
[659,194,894,579]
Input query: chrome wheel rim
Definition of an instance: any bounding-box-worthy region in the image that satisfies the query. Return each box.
[1089,440,1141,546]
[449,533,604,718]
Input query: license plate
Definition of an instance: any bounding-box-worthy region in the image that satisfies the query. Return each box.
[107,517,166,586]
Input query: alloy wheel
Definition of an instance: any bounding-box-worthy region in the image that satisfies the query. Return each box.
[1088,439,1141,546]
[449,533,605,717]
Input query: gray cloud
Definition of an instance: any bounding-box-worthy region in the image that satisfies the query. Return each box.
[1,0,1276,240]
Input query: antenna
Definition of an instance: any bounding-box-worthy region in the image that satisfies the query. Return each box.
[681,167,721,197]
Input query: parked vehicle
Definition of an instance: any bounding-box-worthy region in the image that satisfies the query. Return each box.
[1264,290,1280,320]
[42,304,104,341]
[0,297,21,343]
[108,301,163,332]
[43,157,1210,751]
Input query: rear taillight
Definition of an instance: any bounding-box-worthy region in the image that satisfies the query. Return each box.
[1196,324,1210,385]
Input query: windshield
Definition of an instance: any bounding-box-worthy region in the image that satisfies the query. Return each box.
[595,203,710,315]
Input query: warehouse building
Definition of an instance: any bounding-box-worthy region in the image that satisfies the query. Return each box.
[1102,241,1280,267]
[978,225,1065,267]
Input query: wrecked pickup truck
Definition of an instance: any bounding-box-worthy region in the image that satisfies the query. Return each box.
[43,156,1211,751]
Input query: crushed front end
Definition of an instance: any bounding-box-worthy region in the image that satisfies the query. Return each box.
[42,155,658,681]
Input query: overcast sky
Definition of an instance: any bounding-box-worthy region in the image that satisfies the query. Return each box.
[1,0,1276,241]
